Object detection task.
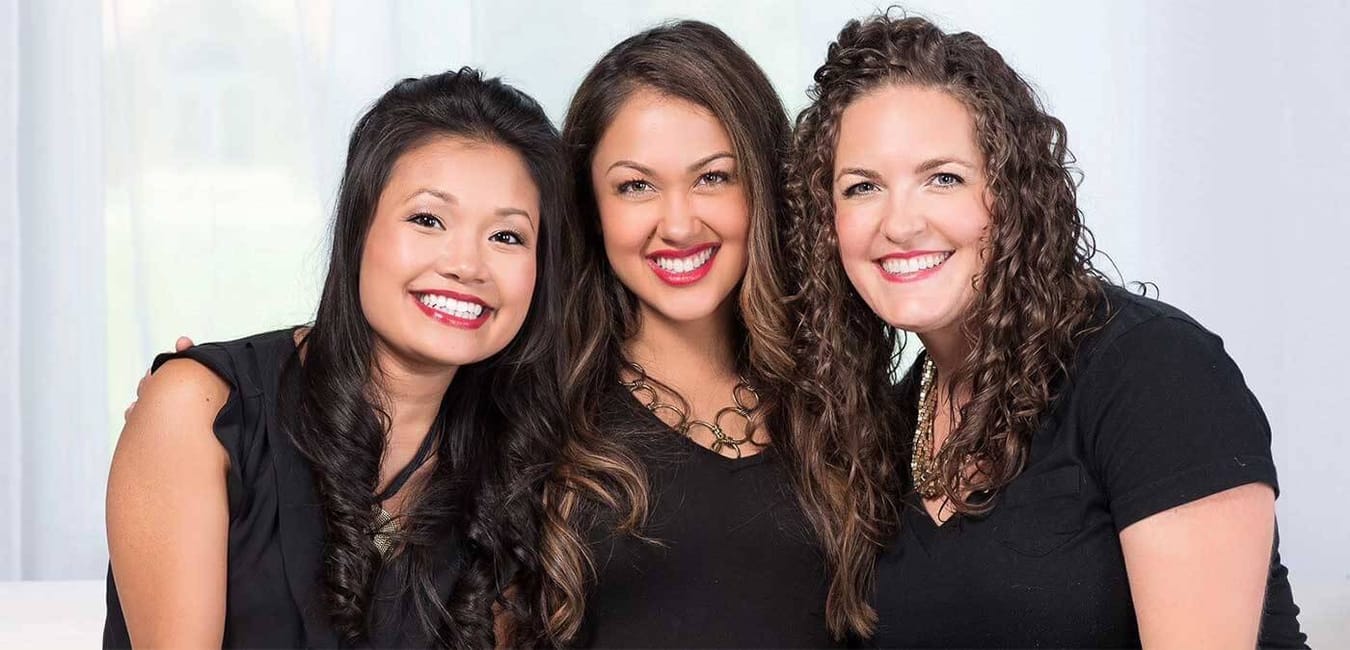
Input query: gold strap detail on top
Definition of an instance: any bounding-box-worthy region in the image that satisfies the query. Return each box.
[372,506,398,557]
[621,362,761,458]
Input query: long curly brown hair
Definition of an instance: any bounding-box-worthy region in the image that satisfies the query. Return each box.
[785,10,1108,633]
[535,21,798,644]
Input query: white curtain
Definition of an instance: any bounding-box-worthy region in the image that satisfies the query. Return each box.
[0,0,19,582]
[2,0,108,581]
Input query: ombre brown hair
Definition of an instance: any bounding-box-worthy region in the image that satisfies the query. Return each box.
[785,10,1107,635]
[536,20,798,643]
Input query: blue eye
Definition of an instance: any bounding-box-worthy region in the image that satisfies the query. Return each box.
[841,181,879,198]
[931,172,964,187]
[408,213,444,229]
[490,230,525,246]
[617,179,653,195]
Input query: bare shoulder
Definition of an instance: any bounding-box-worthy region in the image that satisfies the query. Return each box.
[114,358,231,470]
[140,358,231,410]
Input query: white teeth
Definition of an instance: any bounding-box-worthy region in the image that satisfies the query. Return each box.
[419,293,484,319]
[882,252,951,275]
[654,247,715,273]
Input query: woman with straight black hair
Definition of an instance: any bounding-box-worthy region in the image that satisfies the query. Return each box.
[105,67,568,647]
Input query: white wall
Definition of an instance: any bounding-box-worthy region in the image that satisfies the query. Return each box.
[2,0,1345,645]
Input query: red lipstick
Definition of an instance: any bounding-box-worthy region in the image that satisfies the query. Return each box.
[647,243,719,287]
[411,289,491,329]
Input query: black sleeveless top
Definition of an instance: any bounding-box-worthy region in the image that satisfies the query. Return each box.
[574,383,839,648]
[103,329,463,648]
[871,287,1305,648]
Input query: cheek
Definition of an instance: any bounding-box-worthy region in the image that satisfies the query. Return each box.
[361,225,420,283]
[358,230,396,308]
[832,205,873,265]
[497,256,538,316]
[951,196,993,248]
[706,190,751,242]
[597,201,649,257]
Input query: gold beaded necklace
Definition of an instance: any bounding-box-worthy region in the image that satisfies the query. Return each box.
[911,356,944,499]
[621,362,761,458]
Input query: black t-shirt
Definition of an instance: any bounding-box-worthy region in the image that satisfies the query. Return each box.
[104,329,462,648]
[574,383,838,648]
[872,286,1306,648]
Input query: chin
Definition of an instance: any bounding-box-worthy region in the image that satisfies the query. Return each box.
[645,291,734,324]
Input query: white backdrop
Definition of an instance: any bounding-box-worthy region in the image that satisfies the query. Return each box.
[1,0,1346,645]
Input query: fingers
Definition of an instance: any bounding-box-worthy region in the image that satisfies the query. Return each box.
[126,370,152,422]
[175,336,194,352]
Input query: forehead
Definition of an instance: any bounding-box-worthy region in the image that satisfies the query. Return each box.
[835,84,980,167]
[384,136,539,207]
[593,89,734,167]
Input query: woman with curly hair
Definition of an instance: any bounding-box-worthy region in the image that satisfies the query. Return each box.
[786,12,1305,648]
[104,68,568,647]
[530,20,850,647]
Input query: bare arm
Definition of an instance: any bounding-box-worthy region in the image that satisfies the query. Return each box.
[1120,482,1275,649]
[107,358,231,648]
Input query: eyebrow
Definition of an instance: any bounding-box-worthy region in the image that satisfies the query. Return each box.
[605,151,736,176]
[405,188,534,227]
[687,152,734,173]
[496,207,536,228]
[915,157,976,173]
[404,187,457,204]
[606,160,656,176]
[835,167,882,183]
[835,157,977,182]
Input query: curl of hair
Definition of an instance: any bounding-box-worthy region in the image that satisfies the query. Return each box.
[538,21,797,643]
[277,67,570,647]
[785,9,1108,634]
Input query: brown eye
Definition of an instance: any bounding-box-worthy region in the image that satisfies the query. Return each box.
[489,230,526,246]
[408,213,444,229]
[617,179,653,195]
[696,171,731,186]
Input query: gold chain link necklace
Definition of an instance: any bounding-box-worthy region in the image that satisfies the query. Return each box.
[911,356,944,499]
[621,362,761,458]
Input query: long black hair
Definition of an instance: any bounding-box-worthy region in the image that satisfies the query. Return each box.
[278,67,569,646]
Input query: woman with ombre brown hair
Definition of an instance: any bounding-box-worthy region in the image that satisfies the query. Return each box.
[529,20,853,648]
[786,10,1305,648]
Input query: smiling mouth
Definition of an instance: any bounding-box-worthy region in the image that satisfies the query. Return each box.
[878,251,953,281]
[412,291,491,329]
[648,244,719,286]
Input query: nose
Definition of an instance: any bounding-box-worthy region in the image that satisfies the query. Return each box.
[881,189,926,245]
[436,233,487,285]
[655,192,699,245]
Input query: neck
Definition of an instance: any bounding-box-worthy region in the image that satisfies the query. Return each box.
[625,299,739,390]
[917,324,970,393]
[370,341,457,452]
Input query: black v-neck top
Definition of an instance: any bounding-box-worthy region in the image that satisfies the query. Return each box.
[871,287,1305,648]
[573,383,838,648]
[103,329,462,648]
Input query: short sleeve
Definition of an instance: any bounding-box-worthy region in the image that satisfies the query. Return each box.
[150,344,258,514]
[1078,315,1278,530]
